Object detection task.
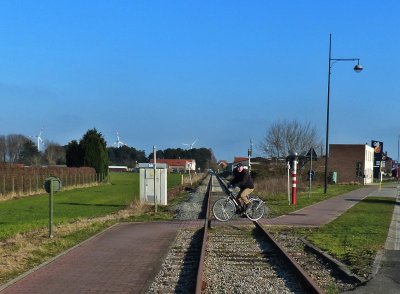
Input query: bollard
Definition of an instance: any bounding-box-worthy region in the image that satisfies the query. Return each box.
[286,152,298,205]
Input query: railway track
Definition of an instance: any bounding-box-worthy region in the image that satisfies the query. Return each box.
[146,174,358,293]
[203,225,311,293]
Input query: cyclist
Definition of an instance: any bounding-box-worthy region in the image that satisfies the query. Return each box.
[228,163,254,213]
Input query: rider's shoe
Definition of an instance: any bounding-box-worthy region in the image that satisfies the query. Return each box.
[245,202,253,213]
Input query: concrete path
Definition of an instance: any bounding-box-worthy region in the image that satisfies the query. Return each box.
[262,186,377,227]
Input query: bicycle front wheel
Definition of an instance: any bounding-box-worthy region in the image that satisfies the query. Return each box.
[212,198,235,221]
[245,198,265,221]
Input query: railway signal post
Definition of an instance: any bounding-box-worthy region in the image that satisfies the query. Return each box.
[287,152,298,205]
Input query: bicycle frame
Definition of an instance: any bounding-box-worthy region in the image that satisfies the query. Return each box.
[227,194,241,209]
[212,186,266,222]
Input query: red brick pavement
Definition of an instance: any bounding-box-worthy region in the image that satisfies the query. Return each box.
[1,221,203,294]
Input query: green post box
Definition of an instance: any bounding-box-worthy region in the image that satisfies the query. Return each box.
[44,176,62,193]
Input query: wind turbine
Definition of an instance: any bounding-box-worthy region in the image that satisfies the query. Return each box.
[114,131,127,148]
[36,129,44,152]
[182,138,197,150]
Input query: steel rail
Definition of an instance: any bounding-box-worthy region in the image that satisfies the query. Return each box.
[201,174,323,293]
[194,174,213,294]
[214,173,324,293]
[254,221,325,294]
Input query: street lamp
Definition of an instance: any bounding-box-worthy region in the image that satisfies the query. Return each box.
[324,34,363,193]
[397,134,399,182]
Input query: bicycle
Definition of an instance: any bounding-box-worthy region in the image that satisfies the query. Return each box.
[212,188,266,221]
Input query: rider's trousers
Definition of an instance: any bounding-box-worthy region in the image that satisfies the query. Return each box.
[238,188,254,205]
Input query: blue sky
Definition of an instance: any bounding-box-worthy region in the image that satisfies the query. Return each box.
[1,1,399,161]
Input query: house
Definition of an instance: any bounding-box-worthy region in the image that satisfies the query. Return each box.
[234,156,248,164]
[149,159,196,172]
[217,160,228,169]
[226,156,250,172]
[328,144,374,184]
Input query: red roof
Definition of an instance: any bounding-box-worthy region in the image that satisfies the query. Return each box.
[234,157,248,163]
[149,159,192,166]
[218,160,228,167]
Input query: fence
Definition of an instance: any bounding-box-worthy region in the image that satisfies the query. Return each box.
[0,165,105,200]
[181,173,204,185]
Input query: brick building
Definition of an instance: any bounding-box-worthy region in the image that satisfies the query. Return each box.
[329,144,374,184]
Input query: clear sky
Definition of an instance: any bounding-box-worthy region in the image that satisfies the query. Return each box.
[1,1,399,162]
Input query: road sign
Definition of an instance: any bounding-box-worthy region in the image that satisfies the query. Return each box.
[306,147,318,159]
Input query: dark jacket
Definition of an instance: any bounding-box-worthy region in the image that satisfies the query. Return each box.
[229,169,254,190]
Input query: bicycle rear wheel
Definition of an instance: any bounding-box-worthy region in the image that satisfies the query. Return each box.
[212,198,235,221]
[245,198,265,221]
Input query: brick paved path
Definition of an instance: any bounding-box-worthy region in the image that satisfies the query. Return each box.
[0,222,193,294]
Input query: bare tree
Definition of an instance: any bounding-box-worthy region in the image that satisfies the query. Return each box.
[44,141,66,165]
[0,135,6,162]
[6,134,28,163]
[0,134,42,164]
[260,119,322,158]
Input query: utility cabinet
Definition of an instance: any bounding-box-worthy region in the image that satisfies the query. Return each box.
[139,163,168,205]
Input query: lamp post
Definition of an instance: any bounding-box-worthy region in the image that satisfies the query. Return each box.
[248,139,253,173]
[397,134,399,182]
[324,34,363,193]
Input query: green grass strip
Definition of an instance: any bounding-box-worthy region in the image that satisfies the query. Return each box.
[307,196,395,276]
[0,172,182,240]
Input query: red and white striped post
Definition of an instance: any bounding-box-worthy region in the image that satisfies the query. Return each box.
[287,152,298,205]
[291,158,297,205]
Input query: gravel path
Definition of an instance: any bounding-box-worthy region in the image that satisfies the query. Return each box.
[173,175,210,220]
[146,229,202,293]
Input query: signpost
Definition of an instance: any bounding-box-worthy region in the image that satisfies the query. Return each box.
[44,176,62,238]
[153,146,157,213]
[306,147,318,197]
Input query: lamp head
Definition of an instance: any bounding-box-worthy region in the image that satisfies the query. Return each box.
[354,64,363,73]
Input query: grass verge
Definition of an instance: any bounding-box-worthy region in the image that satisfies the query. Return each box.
[266,195,395,293]
[0,172,185,240]
[304,196,395,278]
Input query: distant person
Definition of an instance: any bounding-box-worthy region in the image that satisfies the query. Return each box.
[228,163,254,212]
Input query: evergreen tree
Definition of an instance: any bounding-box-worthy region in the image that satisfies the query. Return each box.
[107,146,146,167]
[66,140,83,167]
[80,129,109,174]
[19,139,40,165]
